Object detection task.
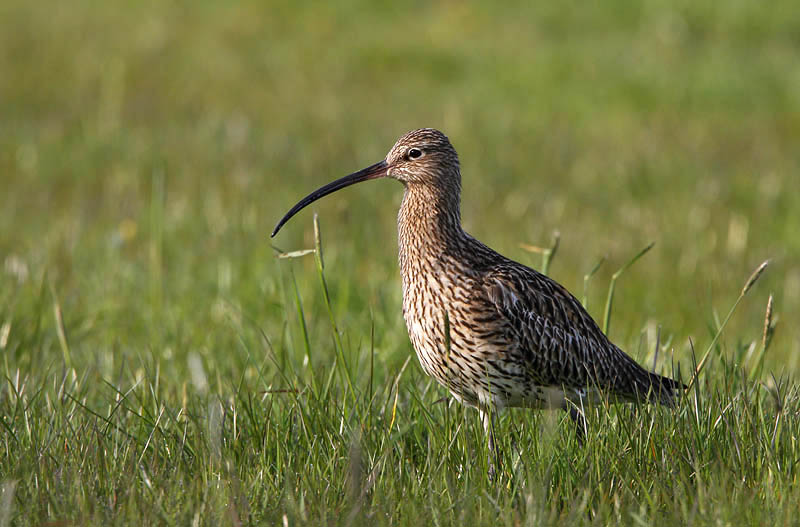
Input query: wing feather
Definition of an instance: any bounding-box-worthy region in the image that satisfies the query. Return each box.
[481,265,654,398]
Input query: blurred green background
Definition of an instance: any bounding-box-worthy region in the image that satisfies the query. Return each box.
[2,0,798,398]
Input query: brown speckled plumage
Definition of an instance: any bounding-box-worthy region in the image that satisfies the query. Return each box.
[272,128,684,472]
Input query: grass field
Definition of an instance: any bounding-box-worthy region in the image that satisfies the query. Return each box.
[2,1,800,525]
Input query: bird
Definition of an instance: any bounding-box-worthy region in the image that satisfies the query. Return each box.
[272,128,684,476]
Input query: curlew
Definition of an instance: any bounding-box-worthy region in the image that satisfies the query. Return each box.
[272,128,683,476]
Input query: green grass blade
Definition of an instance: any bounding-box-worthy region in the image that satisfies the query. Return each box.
[602,242,655,335]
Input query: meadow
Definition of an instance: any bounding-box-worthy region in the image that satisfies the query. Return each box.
[1,1,799,525]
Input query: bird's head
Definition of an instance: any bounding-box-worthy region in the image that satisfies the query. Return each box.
[385,128,460,186]
[271,128,460,237]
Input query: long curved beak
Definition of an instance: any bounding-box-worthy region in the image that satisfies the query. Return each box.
[271,160,389,237]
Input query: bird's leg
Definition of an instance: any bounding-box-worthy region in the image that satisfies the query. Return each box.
[481,408,500,479]
[567,404,586,444]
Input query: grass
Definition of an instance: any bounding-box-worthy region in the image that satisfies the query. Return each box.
[1,0,799,524]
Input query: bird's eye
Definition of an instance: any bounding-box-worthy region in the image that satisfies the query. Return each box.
[407,148,423,159]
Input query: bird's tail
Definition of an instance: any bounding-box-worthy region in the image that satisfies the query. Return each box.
[643,371,685,407]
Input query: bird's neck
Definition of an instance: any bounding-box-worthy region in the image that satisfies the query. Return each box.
[397,183,465,274]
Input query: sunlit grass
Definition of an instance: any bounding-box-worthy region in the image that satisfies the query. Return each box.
[1,222,794,525]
